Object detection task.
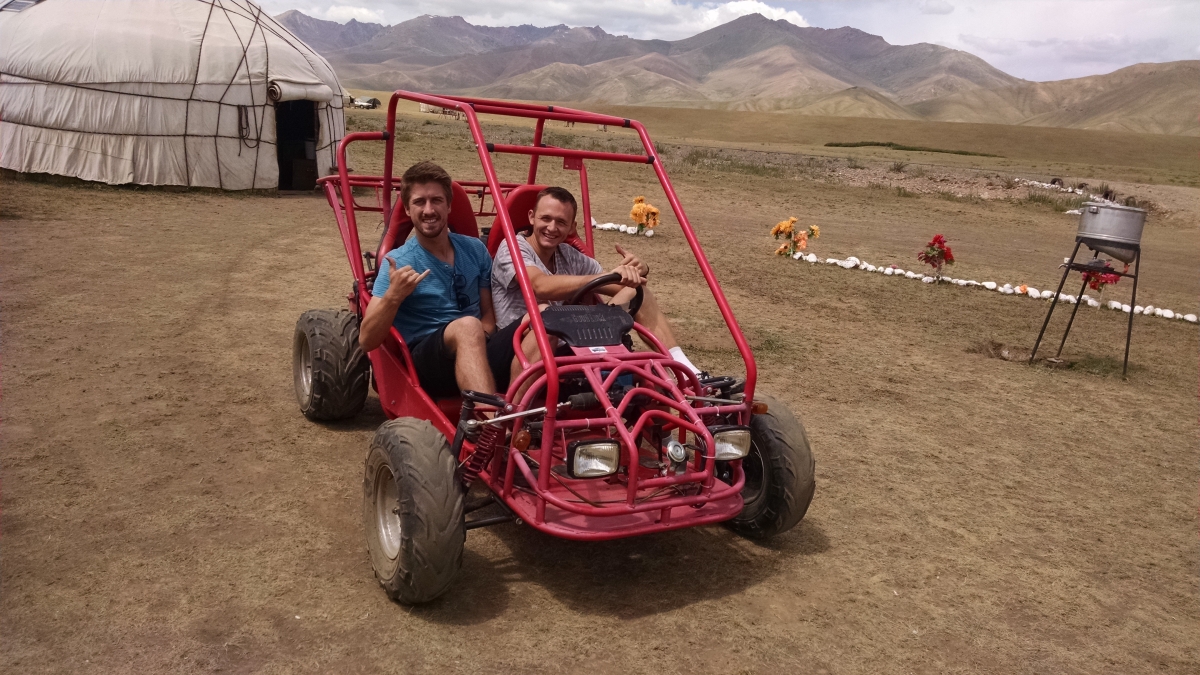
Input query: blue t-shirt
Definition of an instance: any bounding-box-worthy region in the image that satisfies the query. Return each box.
[372,233,492,345]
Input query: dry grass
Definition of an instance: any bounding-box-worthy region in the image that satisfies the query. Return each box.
[591,105,1199,188]
[1,106,1197,674]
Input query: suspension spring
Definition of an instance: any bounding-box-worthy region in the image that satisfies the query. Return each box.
[460,423,503,488]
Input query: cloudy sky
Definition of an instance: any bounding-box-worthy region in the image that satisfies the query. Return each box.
[267,0,1200,81]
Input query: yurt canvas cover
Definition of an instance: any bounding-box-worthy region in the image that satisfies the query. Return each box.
[0,0,346,189]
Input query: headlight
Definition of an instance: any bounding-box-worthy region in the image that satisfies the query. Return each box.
[567,440,621,478]
[709,425,751,461]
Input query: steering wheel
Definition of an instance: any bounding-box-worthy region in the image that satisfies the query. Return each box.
[566,272,644,317]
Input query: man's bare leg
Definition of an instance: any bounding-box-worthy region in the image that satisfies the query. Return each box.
[611,287,701,374]
[443,316,496,394]
[630,288,680,350]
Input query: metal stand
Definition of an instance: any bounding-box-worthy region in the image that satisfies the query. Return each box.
[1029,237,1141,376]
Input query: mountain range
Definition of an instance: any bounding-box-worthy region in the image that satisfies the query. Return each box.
[276,11,1199,136]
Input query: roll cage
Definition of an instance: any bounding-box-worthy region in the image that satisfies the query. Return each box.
[317,92,760,540]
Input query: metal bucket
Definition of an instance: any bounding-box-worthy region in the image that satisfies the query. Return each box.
[1078,202,1145,263]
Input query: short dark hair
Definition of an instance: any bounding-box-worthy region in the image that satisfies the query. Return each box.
[535,186,578,221]
[401,161,453,207]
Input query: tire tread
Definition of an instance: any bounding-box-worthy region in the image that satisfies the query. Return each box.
[725,394,816,539]
[295,309,369,421]
[364,418,465,604]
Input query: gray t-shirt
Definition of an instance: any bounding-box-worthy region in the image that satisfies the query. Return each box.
[491,236,604,329]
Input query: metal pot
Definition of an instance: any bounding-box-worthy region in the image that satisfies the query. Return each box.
[1078,202,1145,263]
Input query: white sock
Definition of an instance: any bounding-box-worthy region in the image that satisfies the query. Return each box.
[668,346,702,375]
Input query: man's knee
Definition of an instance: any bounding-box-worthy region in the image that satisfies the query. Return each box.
[444,316,486,351]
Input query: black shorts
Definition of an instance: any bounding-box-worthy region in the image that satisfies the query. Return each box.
[409,320,524,398]
[485,316,574,389]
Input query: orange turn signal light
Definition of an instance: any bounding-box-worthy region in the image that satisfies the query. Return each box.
[512,429,532,451]
[750,401,769,415]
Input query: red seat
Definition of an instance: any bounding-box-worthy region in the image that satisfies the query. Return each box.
[487,184,590,258]
[377,181,479,261]
[487,184,546,257]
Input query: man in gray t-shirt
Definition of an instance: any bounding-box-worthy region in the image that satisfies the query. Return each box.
[490,186,703,378]
[491,234,604,328]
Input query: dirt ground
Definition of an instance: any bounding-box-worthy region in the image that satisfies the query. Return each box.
[2,110,1198,674]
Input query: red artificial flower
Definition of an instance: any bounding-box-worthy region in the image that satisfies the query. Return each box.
[918,234,955,272]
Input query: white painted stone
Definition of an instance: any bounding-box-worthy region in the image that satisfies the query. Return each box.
[1162,309,1174,319]
[1153,307,1163,317]
[922,276,935,283]
[1134,306,1144,314]
[983,282,997,290]
[1122,304,1131,313]
[1184,314,1198,323]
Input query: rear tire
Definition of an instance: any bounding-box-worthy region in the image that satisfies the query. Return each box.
[293,309,369,421]
[724,394,815,539]
[363,419,465,604]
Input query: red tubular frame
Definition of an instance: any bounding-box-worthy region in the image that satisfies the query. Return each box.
[319,92,759,540]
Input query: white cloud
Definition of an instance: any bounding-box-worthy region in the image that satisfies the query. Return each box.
[959,30,1180,79]
[793,0,1200,81]
[918,0,954,15]
[695,1,809,29]
[957,34,1018,55]
[320,5,386,23]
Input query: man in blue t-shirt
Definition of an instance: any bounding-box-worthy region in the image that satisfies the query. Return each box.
[359,161,520,397]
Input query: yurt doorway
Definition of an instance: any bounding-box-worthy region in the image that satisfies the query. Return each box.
[276,100,318,190]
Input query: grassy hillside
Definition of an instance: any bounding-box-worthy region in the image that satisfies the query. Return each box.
[349,91,1198,187]
[587,104,1200,183]
[912,61,1200,136]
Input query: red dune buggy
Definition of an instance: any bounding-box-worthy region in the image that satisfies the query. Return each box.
[292,92,815,603]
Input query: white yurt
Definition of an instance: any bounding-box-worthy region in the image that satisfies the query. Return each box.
[0,0,346,190]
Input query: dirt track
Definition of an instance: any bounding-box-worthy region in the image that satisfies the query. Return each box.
[2,128,1198,673]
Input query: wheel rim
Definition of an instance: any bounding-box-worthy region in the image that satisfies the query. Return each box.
[373,464,402,560]
[294,332,313,407]
[740,439,767,508]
